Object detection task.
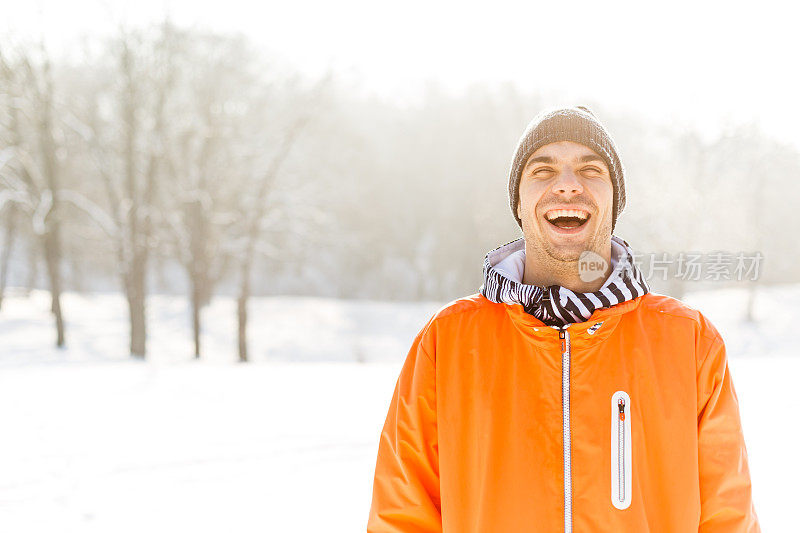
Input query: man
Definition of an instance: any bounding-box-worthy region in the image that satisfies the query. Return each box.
[367,106,760,532]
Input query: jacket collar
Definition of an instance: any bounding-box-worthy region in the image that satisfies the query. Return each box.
[479,235,650,327]
[501,294,644,351]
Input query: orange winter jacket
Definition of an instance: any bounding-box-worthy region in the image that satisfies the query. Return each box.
[367,291,759,532]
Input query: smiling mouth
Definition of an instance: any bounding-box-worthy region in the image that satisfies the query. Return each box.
[544,209,591,229]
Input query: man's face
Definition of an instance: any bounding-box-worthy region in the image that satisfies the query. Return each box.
[516,141,614,262]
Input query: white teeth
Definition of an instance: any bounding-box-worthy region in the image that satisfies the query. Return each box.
[545,209,589,221]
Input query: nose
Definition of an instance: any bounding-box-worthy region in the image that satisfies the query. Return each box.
[550,168,583,197]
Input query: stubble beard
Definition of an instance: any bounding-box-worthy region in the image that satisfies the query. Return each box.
[522,210,613,278]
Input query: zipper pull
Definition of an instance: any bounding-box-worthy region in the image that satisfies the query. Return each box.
[558,328,565,352]
[618,398,626,421]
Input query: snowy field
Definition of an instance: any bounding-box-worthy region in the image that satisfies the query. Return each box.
[0,287,797,532]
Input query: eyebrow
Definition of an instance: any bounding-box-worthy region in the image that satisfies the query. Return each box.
[525,156,556,168]
[578,154,605,164]
[524,153,606,171]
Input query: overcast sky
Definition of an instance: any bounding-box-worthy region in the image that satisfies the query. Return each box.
[5,0,800,147]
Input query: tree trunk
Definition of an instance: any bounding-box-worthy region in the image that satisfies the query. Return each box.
[126,203,148,357]
[186,196,209,359]
[42,228,65,348]
[0,203,17,310]
[127,277,146,358]
[192,279,201,358]
[123,41,142,358]
[25,239,37,295]
[237,292,248,363]
[39,54,66,349]
[237,257,252,363]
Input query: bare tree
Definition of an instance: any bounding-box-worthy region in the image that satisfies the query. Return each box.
[234,117,308,362]
[157,30,261,358]
[114,27,171,357]
[0,43,67,346]
[67,23,178,358]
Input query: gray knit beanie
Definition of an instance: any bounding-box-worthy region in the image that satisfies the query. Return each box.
[508,105,626,232]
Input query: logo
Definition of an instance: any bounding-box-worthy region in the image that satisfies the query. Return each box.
[587,321,604,335]
[578,250,608,282]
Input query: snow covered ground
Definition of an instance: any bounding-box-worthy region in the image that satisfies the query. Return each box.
[0,287,796,532]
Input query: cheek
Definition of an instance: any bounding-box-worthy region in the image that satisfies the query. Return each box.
[589,181,614,213]
[518,182,546,211]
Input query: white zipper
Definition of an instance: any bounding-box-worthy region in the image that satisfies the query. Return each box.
[611,390,632,509]
[558,326,573,532]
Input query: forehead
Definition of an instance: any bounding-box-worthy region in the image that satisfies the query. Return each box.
[526,140,605,165]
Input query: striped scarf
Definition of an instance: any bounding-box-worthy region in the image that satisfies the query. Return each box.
[479,236,650,327]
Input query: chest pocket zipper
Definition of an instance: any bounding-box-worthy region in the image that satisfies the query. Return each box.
[611,390,632,509]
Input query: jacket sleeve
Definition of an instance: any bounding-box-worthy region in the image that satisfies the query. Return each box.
[696,331,760,532]
[367,331,441,532]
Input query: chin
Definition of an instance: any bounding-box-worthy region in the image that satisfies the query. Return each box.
[544,242,586,263]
